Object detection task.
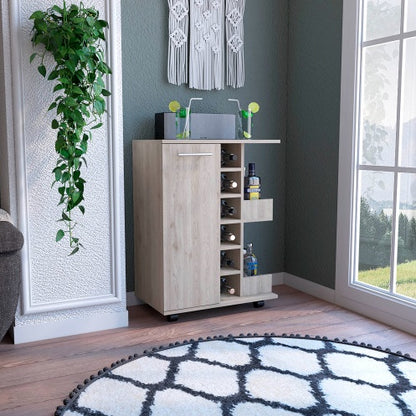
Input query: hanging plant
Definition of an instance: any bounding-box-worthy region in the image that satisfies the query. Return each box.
[29,1,111,255]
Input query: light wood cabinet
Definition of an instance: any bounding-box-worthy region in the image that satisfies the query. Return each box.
[133,139,280,319]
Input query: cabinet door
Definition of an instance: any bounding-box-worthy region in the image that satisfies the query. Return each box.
[163,143,220,311]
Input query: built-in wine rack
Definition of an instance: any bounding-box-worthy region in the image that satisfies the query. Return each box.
[220,143,244,298]
[219,142,278,302]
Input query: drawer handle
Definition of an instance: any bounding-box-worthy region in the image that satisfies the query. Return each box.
[177,152,213,157]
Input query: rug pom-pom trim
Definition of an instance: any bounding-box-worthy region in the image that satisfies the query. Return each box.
[55,332,415,416]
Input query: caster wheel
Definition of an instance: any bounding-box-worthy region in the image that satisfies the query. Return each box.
[253,301,265,308]
[167,314,179,322]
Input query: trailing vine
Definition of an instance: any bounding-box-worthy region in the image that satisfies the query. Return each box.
[30,1,111,255]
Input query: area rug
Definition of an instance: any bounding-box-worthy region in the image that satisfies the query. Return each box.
[55,334,416,416]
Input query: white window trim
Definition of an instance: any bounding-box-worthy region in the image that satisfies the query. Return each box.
[335,0,416,335]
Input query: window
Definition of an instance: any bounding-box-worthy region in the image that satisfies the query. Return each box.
[336,0,416,333]
[355,0,416,303]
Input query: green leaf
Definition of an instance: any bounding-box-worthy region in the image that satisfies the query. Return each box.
[72,86,83,95]
[65,60,76,74]
[101,89,111,97]
[60,149,70,159]
[48,102,57,111]
[72,191,81,204]
[53,84,65,92]
[69,246,79,256]
[54,168,62,181]
[93,99,105,114]
[55,138,66,152]
[62,172,71,182]
[86,16,95,27]
[96,19,108,28]
[51,119,59,129]
[51,5,63,15]
[48,70,59,80]
[38,65,46,77]
[30,52,37,63]
[29,11,45,20]
[61,212,71,221]
[79,205,85,215]
[91,122,102,130]
[56,229,65,242]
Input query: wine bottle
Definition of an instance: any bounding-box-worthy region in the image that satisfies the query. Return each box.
[244,242,258,276]
[221,174,238,192]
[221,149,238,166]
[221,200,236,218]
[220,277,235,295]
[221,225,236,242]
[244,162,261,200]
[220,251,235,268]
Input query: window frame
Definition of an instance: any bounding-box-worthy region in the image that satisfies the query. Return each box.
[335,0,416,334]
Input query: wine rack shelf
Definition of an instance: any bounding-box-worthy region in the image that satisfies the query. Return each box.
[132,139,280,320]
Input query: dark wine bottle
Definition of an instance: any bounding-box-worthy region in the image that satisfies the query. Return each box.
[220,277,235,295]
[221,200,236,218]
[221,225,236,242]
[244,162,261,200]
[221,174,238,192]
[221,149,238,166]
[244,242,258,276]
[220,251,235,268]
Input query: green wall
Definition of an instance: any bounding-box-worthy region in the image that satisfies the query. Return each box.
[122,0,288,291]
[286,0,343,288]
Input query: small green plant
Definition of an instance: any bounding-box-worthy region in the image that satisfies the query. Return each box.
[29,1,111,255]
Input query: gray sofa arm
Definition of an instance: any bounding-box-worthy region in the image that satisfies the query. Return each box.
[0,209,24,341]
[0,221,24,253]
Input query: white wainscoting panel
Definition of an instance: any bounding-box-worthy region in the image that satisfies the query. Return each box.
[1,0,127,343]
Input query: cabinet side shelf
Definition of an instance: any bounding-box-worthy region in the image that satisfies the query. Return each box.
[221,242,242,250]
[221,192,241,199]
[221,167,243,173]
[220,267,241,276]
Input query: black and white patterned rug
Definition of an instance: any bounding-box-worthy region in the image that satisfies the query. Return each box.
[55,334,416,416]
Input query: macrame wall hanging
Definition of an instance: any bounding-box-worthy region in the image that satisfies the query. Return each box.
[167,0,245,90]
[168,0,190,85]
[189,0,225,90]
[226,0,245,88]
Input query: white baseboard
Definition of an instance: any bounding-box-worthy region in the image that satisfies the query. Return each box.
[127,291,144,307]
[335,292,416,336]
[272,272,285,286]
[282,273,416,335]
[283,272,336,303]
[12,310,129,344]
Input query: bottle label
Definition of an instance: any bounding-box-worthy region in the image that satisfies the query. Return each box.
[244,186,261,200]
[244,261,258,276]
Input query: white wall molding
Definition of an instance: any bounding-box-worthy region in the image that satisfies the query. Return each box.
[1,0,127,342]
[272,272,285,286]
[13,310,128,344]
[2,0,126,316]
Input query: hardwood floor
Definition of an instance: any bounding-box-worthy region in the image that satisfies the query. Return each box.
[1,284,415,416]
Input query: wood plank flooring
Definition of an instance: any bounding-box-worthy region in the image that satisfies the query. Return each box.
[1,285,415,416]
